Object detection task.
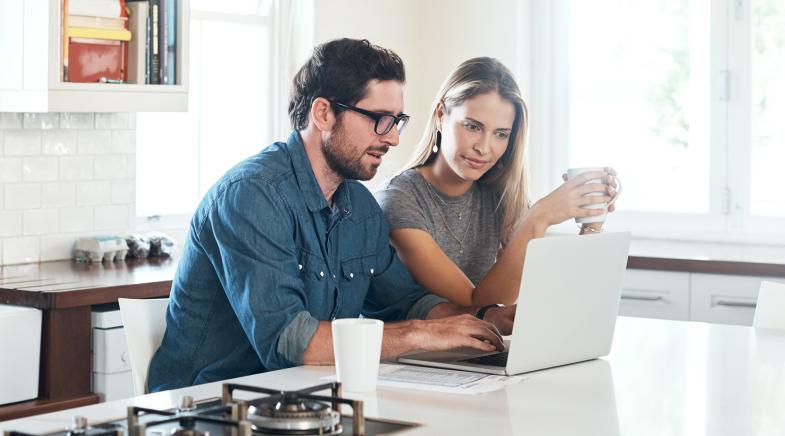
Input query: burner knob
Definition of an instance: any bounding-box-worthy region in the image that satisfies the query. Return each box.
[178,395,196,412]
[70,416,88,434]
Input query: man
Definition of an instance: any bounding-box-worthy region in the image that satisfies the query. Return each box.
[148,38,515,392]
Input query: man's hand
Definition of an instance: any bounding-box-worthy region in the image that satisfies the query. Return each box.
[409,314,505,353]
[482,305,515,335]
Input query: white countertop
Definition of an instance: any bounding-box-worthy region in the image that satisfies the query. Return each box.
[2,317,784,436]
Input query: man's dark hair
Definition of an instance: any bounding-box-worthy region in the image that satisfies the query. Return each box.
[288,38,406,131]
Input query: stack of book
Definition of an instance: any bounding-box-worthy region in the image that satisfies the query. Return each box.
[63,0,131,83]
[62,0,177,85]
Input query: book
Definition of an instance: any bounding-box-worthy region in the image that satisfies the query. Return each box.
[126,1,148,84]
[149,0,160,84]
[68,14,127,29]
[68,37,128,83]
[160,0,175,84]
[69,0,125,18]
[68,26,132,41]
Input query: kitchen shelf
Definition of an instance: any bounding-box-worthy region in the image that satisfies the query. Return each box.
[0,0,189,113]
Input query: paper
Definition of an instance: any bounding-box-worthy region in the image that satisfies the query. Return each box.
[323,363,526,395]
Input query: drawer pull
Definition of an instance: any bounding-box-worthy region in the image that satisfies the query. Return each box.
[621,294,663,302]
[714,300,756,308]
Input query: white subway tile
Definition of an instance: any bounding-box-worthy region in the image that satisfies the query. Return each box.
[42,130,78,155]
[5,184,41,209]
[23,209,59,235]
[2,236,41,264]
[4,130,42,155]
[94,205,128,230]
[0,158,23,183]
[111,179,135,204]
[77,181,112,206]
[0,211,23,237]
[60,113,94,130]
[23,113,59,130]
[95,113,136,130]
[40,233,77,262]
[111,130,136,154]
[22,157,59,182]
[78,130,112,154]
[42,182,76,208]
[60,207,94,232]
[60,156,94,180]
[94,156,127,179]
[0,113,23,129]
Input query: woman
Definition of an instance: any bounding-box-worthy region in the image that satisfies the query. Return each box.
[374,57,617,307]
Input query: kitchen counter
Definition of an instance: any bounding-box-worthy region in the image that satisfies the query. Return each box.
[1,316,783,436]
[0,258,177,421]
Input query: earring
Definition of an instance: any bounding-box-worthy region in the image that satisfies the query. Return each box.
[432,131,441,154]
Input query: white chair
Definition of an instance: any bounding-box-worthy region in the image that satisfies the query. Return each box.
[118,297,170,396]
[753,281,785,330]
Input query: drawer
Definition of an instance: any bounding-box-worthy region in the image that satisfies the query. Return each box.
[619,269,690,321]
[93,326,131,373]
[690,274,783,326]
[93,370,134,401]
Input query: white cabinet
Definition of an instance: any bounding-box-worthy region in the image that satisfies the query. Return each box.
[91,306,134,401]
[690,274,785,326]
[0,0,189,112]
[620,269,690,320]
[0,305,41,405]
[625,268,785,326]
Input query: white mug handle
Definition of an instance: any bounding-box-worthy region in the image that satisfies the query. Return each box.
[608,176,622,206]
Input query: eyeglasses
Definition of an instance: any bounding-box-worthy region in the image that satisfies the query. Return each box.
[330,100,410,136]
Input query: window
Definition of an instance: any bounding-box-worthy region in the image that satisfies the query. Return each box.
[531,0,785,242]
[136,1,273,223]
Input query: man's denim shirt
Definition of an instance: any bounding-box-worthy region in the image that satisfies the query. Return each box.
[148,131,445,391]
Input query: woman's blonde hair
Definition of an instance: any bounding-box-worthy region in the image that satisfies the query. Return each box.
[404,57,529,243]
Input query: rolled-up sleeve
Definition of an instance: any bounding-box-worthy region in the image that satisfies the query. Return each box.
[200,179,316,369]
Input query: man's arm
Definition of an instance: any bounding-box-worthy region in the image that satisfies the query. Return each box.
[302,303,516,365]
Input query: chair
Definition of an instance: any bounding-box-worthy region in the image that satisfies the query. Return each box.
[118,297,170,396]
[753,281,785,330]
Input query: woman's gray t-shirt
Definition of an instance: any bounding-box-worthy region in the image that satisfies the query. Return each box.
[374,168,503,285]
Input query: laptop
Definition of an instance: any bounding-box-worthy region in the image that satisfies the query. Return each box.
[398,231,632,376]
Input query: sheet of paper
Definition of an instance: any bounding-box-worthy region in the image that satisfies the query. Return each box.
[323,363,526,395]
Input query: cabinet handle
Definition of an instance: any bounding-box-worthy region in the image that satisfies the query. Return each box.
[621,294,663,302]
[714,300,756,308]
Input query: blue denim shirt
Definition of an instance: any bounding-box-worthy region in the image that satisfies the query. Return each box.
[148,131,445,391]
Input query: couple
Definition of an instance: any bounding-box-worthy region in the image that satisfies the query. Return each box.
[148,38,618,391]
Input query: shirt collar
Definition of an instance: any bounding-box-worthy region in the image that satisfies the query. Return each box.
[286,131,353,216]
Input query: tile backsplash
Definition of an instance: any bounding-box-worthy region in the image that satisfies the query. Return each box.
[0,113,136,265]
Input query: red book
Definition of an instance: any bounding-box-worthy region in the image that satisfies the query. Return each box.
[68,37,128,83]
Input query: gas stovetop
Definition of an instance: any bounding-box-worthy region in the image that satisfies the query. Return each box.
[4,382,419,436]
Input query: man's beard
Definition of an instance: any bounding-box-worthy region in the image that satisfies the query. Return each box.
[323,123,386,181]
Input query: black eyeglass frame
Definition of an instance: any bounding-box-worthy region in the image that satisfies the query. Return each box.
[330,100,410,135]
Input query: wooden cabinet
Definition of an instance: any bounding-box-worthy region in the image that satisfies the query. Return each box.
[0,0,189,112]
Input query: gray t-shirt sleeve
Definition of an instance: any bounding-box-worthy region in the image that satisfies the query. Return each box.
[374,179,430,233]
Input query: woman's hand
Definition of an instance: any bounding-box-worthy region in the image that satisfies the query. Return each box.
[529,167,617,228]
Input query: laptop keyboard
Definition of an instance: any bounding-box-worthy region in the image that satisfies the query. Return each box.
[460,351,509,367]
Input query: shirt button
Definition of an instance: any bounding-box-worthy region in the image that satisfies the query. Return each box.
[298,264,303,271]
[319,271,325,278]
[332,274,336,279]
[369,268,374,274]
[349,272,354,279]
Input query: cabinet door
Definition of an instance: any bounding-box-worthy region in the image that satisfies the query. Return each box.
[690,274,785,326]
[620,269,690,320]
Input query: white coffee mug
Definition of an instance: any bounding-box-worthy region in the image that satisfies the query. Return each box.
[332,318,384,392]
[566,167,622,224]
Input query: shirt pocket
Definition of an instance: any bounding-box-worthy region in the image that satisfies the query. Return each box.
[296,251,332,318]
[340,255,376,291]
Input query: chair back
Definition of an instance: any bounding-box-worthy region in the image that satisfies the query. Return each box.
[118,297,170,395]
[753,281,785,330]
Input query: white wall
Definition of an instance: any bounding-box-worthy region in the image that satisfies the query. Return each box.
[314,0,525,190]
[0,113,136,265]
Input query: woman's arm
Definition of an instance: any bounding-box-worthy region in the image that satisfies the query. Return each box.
[390,216,546,306]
